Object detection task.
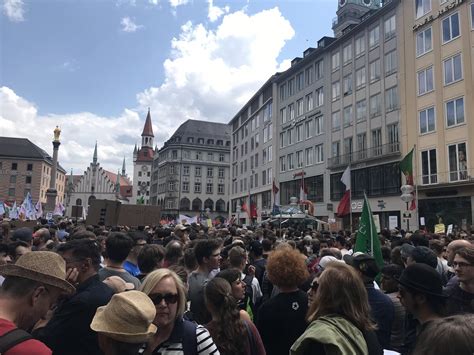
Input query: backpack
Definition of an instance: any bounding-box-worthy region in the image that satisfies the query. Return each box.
[0,328,32,354]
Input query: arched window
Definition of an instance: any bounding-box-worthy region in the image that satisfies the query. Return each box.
[76,198,82,206]
[180,198,190,211]
[204,198,214,211]
[192,198,202,211]
[88,195,96,205]
[215,199,226,212]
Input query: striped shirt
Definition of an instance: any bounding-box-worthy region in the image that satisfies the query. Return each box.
[139,324,219,355]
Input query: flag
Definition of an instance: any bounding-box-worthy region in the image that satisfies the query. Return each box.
[337,166,351,217]
[400,147,416,210]
[21,192,35,220]
[9,202,18,219]
[35,201,43,219]
[294,170,307,202]
[272,179,280,206]
[400,148,414,185]
[250,203,258,219]
[0,202,5,216]
[137,196,145,205]
[354,194,384,269]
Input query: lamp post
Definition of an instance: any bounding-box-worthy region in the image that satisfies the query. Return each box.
[236,204,241,226]
[401,184,414,231]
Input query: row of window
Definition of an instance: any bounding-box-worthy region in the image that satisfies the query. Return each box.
[419,96,465,134]
[233,102,272,145]
[417,53,463,97]
[279,60,324,101]
[2,162,34,171]
[171,136,230,146]
[280,116,323,148]
[8,175,32,184]
[158,181,226,194]
[231,167,273,194]
[279,144,325,172]
[160,198,227,212]
[331,14,396,72]
[421,142,468,184]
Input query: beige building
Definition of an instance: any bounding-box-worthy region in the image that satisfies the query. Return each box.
[0,137,66,205]
[400,0,474,230]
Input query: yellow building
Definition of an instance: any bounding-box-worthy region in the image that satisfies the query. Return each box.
[400,0,474,230]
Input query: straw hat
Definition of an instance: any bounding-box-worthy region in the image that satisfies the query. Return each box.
[90,291,157,343]
[0,251,75,294]
[103,276,135,293]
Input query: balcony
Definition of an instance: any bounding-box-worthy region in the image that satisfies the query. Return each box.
[328,142,400,169]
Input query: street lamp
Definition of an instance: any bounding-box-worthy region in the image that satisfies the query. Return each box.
[236,204,241,226]
[401,184,414,231]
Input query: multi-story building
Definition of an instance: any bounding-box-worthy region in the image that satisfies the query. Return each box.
[276,0,404,230]
[150,120,231,221]
[0,137,67,205]
[132,109,155,205]
[229,77,277,225]
[400,0,474,230]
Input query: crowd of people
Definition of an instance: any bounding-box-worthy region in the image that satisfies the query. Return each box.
[0,218,473,355]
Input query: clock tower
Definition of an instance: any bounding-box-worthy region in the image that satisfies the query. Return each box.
[333,0,382,37]
[132,109,155,205]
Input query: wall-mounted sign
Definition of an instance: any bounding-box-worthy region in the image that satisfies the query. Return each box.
[413,0,465,31]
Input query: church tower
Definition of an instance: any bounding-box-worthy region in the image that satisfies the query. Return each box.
[132,109,155,205]
[333,0,381,37]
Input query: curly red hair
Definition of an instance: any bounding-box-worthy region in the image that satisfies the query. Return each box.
[267,245,309,288]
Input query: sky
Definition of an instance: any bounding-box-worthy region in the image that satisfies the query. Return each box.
[1,0,338,178]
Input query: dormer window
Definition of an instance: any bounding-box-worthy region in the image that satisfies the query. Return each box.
[207,139,214,145]
[216,140,223,146]
[198,138,204,144]
[188,137,194,143]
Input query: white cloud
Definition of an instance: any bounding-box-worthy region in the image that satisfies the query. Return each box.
[120,16,143,32]
[168,0,189,7]
[0,86,147,177]
[207,0,229,22]
[3,0,25,22]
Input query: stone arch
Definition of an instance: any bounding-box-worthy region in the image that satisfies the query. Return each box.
[180,198,190,211]
[76,198,82,206]
[192,198,202,211]
[204,198,214,211]
[215,199,226,212]
[88,195,96,205]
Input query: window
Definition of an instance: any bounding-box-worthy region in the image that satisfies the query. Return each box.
[305,119,314,139]
[206,183,213,194]
[306,147,314,166]
[344,137,353,158]
[343,74,352,95]
[296,150,304,168]
[280,107,287,124]
[296,124,303,142]
[385,50,397,75]
[315,144,324,163]
[372,129,382,156]
[385,86,398,112]
[331,142,340,158]
[370,93,381,117]
[315,116,323,135]
[369,26,380,48]
[280,132,286,148]
[138,171,142,177]
[207,152,213,161]
[194,182,201,193]
[195,167,201,177]
[288,128,294,145]
[356,99,366,121]
[415,0,431,18]
[218,167,225,178]
[219,153,225,162]
[442,12,460,43]
[421,149,437,184]
[355,36,365,57]
[287,153,295,170]
[198,138,204,144]
[332,81,340,101]
[280,157,286,172]
[416,27,432,56]
[418,66,434,95]
[356,67,366,89]
[343,106,353,127]
[188,137,194,143]
[332,111,341,131]
[357,133,367,159]
[10,175,16,183]
[296,72,304,91]
[445,97,464,127]
[288,104,295,120]
[183,181,189,192]
[27,163,33,171]
[195,151,202,160]
[419,107,436,134]
[384,15,396,39]
[306,93,314,111]
[343,43,352,64]
[26,176,32,184]
[448,142,467,181]
[305,66,314,86]
[218,184,224,194]
[332,52,340,71]
[280,84,286,100]
[387,123,399,152]
[369,59,380,82]
[315,59,324,79]
[11,163,17,170]
[288,78,295,96]
[315,87,324,107]
[471,3,474,30]
[297,98,304,116]
[444,53,462,85]
[8,188,15,196]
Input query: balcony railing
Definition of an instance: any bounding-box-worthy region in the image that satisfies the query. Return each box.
[328,142,400,169]
[418,168,474,188]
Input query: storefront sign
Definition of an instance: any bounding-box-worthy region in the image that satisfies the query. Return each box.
[413,0,465,31]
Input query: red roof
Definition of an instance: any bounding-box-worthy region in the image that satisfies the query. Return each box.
[103,170,133,197]
[136,147,154,162]
[141,109,154,137]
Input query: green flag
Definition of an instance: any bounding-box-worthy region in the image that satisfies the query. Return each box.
[399,147,414,185]
[137,196,145,205]
[354,194,384,269]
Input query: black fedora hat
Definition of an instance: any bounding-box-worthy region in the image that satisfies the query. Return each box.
[395,263,446,298]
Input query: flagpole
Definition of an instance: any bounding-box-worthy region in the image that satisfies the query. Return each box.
[366,194,373,257]
[349,163,352,233]
[414,144,419,230]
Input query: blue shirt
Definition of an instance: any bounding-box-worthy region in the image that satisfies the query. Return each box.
[366,283,394,349]
[123,260,140,276]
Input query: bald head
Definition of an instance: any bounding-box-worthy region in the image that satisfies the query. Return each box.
[447,239,472,264]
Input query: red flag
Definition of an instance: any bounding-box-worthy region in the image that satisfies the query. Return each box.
[250,203,258,218]
[241,202,247,212]
[337,190,351,217]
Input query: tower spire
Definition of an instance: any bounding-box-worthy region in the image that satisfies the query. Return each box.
[122,157,126,176]
[93,141,98,164]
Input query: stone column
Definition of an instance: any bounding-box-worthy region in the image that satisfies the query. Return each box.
[45,127,61,217]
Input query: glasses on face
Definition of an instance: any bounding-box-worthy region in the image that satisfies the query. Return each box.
[309,281,319,291]
[149,293,179,305]
[452,261,473,269]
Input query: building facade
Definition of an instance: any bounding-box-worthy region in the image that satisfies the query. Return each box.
[150,120,231,221]
[229,78,277,225]
[0,137,67,205]
[66,143,132,218]
[132,109,155,205]
[400,0,474,230]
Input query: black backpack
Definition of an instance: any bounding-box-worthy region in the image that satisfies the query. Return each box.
[0,328,32,354]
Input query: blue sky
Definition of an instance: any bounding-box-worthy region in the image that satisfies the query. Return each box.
[1,0,337,175]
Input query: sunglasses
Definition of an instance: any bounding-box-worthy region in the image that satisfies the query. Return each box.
[149,293,179,305]
[310,281,319,291]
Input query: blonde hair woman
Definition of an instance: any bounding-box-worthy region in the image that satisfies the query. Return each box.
[139,269,219,355]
